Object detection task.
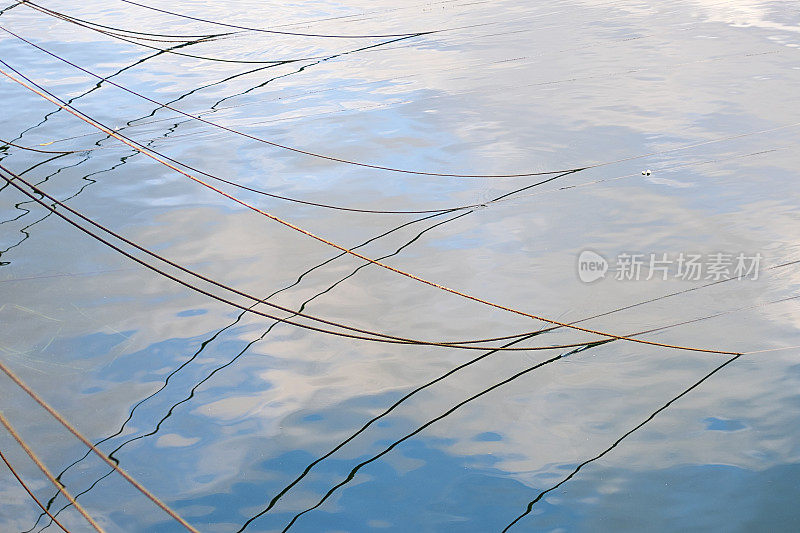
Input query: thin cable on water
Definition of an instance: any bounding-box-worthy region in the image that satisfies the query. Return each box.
[7,122,577,213]
[4,64,668,350]
[0,152,70,222]
[107,0,737,117]
[0,160,753,358]
[0,35,262,241]
[18,0,231,39]
[270,294,794,531]
[5,27,797,180]
[0,39,354,240]
[0,33,221,149]
[505,346,800,530]
[0,412,104,533]
[2,29,518,215]
[0,152,100,249]
[0,362,199,532]
[0,165,591,350]
[0,448,71,533]
[0,164,619,353]
[112,0,436,38]
[242,283,800,525]
[0,64,747,357]
[23,10,218,45]
[0,28,580,178]
[0,103,579,214]
[501,354,746,532]
[23,27,682,146]
[0,69,744,354]
[24,23,420,149]
[0,138,85,154]
[0,1,19,15]
[28,208,503,528]
[17,135,787,221]
[112,0,711,42]
[18,3,363,64]
[1,42,576,344]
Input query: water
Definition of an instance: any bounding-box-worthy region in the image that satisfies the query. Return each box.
[1,0,800,531]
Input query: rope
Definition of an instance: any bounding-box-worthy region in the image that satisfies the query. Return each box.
[114,0,435,38]
[0,65,745,357]
[18,2,355,64]
[0,164,615,353]
[5,27,799,180]
[0,447,71,533]
[0,137,83,154]
[0,411,104,532]
[0,27,580,178]
[17,0,229,39]
[0,364,200,533]
[2,132,567,213]
[273,292,800,531]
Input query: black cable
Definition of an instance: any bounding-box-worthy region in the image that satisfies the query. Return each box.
[0,165,610,352]
[21,2,363,64]
[502,354,743,531]
[114,0,436,39]
[20,0,230,39]
[0,27,584,178]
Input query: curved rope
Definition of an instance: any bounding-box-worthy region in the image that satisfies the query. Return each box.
[501,354,744,531]
[0,137,84,154]
[6,27,798,181]
[0,412,104,532]
[0,27,582,178]
[0,447,71,533]
[0,66,744,357]
[0,165,617,353]
[13,0,226,38]
[19,2,365,64]
[0,364,199,532]
[114,0,435,39]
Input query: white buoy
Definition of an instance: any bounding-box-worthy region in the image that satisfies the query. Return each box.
[642,169,652,176]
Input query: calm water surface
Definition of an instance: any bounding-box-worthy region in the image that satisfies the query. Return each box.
[1,0,800,531]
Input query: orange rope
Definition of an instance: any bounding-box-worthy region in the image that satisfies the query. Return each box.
[0,447,71,533]
[0,362,200,533]
[5,27,799,180]
[0,65,742,357]
[0,411,104,532]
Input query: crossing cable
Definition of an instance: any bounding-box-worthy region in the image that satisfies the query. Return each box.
[113,0,437,38]
[0,447,71,533]
[0,64,746,357]
[0,164,621,352]
[0,411,104,533]
[0,362,200,532]
[15,3,369,64]
[6,27,800,180]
